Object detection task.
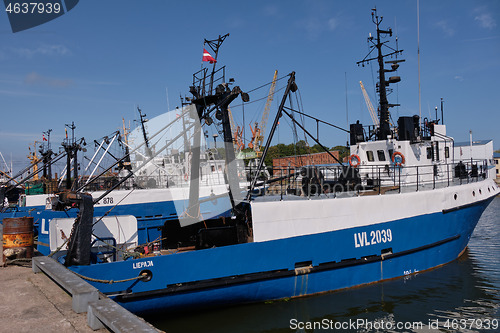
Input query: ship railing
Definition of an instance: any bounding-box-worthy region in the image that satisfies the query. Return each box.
[79,170,230,192]
[251,159,490,198]
[79,159,490,196]
[192,66,226,97]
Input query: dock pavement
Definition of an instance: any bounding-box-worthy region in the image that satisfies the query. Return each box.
[1,223,108,333]
[0,263,108,333]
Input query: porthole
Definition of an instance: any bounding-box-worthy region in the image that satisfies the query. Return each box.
[488,187,491,192]
[454,194,457,200]
[472,191,476,197]
[479,189,482,195]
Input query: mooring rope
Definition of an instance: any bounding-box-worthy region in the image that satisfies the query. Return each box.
[71,270,147,284]
[4,258,32,267]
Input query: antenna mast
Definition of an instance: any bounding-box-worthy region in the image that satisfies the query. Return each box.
[204,33,229,93]
[357,8,404,141]
[137,106,152,158]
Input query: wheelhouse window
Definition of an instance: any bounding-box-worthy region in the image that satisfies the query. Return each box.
[426,147,433,159]
[388,149,394,161]
[377,150,386,161]
[366,150,374,162]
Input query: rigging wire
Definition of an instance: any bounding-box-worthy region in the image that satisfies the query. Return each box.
[244,73,289,94]
[231,85,286,108]
[295,89,309,149]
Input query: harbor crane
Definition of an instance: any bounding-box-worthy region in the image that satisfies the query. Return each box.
[250,70,278,156]
[359,80,379,127]
[227,106,244,151]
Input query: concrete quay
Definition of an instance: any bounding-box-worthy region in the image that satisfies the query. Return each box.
[0,263,107,333]
[1,221,106,332]
[1,223,162,333]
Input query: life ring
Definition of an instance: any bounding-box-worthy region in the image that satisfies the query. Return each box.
[184,173,189,181]
[348,154,361,168]
[392,151,405,166]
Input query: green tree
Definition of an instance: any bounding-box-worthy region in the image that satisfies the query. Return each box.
[332,145,350,160]
[310,144,324,153]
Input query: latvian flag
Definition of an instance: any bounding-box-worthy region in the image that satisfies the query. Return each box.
[202,48,217,64]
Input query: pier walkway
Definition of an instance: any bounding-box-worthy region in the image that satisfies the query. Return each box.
[0,263,107,333]
[1,224,161,333]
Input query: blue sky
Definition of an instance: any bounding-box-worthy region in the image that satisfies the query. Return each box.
[1,0,499,172]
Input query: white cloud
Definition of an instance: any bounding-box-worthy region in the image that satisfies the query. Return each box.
[475,13,496,30]
[435,20,455,37]
[303,17,322,38]
[328,18,339,31]
[463,35,500,42]
[9,44,71,58]
[24,72,73,88]
[0,131,39,139]
[0,89,47,97]
[299,15,341,39]
[454,75,464,82]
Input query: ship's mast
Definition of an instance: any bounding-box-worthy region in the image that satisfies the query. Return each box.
[120,118,132,171]
[181,34,248,225]
[137,106,152,158]
[40,129,53,182]
[204,33,229,94]
[62,122,85,190]
[357,8,404,141]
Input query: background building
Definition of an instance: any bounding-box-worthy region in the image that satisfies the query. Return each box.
[273,151,340,177]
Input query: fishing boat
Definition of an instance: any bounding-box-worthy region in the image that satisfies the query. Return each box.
[48,11,497,315]
[1,111,236,256]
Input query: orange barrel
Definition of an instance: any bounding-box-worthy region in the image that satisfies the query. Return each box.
[2,217,34,260]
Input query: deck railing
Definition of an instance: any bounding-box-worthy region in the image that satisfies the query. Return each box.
[76,159,492,199]
[248,159,491,198]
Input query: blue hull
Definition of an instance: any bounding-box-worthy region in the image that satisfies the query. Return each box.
[69,196,494,315]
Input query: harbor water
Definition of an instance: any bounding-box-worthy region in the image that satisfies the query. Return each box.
[147,196,500,332]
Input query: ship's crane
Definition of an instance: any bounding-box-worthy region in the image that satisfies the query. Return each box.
[248,123,259,150]
[227,106,244,151]
[27,141,39,181]
[359,81,379,127]
[250,70,278,156]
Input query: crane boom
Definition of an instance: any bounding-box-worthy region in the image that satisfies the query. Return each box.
[27,141,39,181]
[255,70,278,153]
[359,81,379,127]
[227,106,243,151]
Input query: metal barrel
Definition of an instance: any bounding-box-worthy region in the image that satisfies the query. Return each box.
[2,217,34,260]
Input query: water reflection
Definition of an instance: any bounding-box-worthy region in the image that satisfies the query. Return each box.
[148,197,500,332]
